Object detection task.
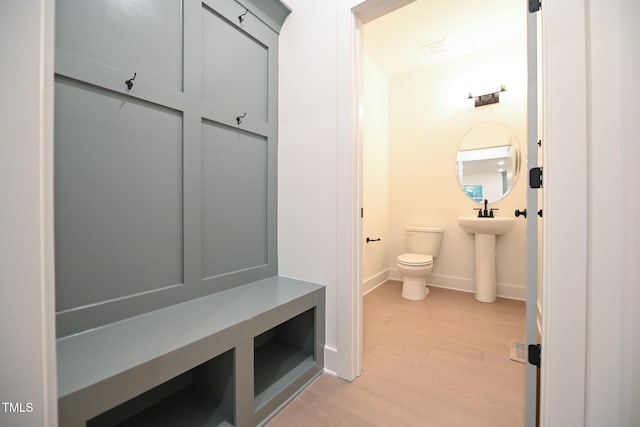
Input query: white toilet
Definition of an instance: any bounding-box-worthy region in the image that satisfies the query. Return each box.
[397,226,444,300]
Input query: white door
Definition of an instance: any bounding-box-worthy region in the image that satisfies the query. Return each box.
[524,2,542,426]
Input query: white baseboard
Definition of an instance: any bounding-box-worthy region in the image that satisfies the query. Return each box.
[388,269,403,281]
[496,281,527,301]
[362,269,390,295]
[323,345,338,375]
[323,367,338,376]
[389,268,526,301]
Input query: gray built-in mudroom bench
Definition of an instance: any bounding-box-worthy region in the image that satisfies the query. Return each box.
[57,277,325,426]
[53,1,325,426]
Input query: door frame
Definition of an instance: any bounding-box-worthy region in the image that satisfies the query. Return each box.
[1,0,58,425]
[539,0,589,424]
[340,0,590,423]
[525,5,540,426]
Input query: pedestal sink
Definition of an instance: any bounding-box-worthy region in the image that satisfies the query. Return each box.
[457,216,515,303]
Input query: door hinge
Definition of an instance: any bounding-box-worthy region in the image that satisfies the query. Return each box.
[361,208,363,218]
[529,167,543,189]
[529,0,542,13]
[528,344,541,367]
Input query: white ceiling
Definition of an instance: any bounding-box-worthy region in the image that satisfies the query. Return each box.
[362,0,527,76]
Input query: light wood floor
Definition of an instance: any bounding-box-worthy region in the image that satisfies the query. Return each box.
[267,280,526,426]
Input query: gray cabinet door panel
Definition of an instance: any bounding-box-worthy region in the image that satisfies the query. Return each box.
[55,49,191,119]
[55,78,184,311]
[55,0,283,335]
[56,0,183,91]
[201,120,268,280]
[202,4,268,123]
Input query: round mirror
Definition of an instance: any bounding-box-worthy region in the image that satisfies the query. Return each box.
[456,122,521,203]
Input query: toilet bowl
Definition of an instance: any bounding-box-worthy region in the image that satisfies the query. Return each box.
[397,253,433,300]
[396,226,443,301]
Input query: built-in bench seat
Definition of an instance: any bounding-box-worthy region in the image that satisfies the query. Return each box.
[57,276,325,427]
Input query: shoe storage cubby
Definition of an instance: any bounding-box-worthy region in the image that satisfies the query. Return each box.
[87,350,235,427]
[253,308,316,410]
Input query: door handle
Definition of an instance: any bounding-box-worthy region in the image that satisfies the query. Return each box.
[514,209,543,218]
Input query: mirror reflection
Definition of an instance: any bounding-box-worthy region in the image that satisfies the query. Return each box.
[456,122,520,203]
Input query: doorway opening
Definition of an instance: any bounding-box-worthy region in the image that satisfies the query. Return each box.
[354,0,539,424]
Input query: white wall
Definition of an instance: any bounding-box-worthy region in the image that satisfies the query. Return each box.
[584,0,640,423]
[388,40,527,298]
[622,1,640,420]
[0,1,57,426]
[361,52,390,293]
[280,0,640,423]
[278,0,342,371]
[541,0,639,424]
[279,0,369,378]
[1,0,637,425]
[279,0,528,379]
[385,39,528,298]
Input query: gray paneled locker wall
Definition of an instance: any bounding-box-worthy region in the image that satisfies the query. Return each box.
[54,0,284,337]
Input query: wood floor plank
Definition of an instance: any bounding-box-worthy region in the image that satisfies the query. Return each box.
[267,281,526,426]
[352,371,482,427]
[267,381,376,427]
[310,374,430,427]
[363,348,524,426]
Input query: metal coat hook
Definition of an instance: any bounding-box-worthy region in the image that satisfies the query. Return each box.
[238,9,248,23]
[236,112,247,125]
[125,72,137,90]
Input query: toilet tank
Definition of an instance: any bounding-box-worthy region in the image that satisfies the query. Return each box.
[406,226,444,257]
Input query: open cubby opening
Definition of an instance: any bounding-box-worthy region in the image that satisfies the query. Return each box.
[253,308,316,409]
[87,349,235,427]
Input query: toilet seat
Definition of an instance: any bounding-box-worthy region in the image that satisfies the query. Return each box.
[397,253,433,266]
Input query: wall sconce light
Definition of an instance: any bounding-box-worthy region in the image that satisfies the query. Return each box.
[468,85,506,107]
